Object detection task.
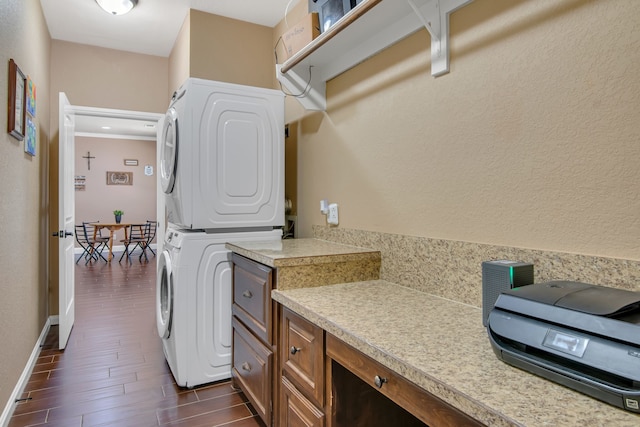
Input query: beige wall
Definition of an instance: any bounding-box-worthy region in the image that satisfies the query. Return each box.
[48,42,169,315]
[75,137,157,229]
[0,0,51,409]
[293,0,640,261]
[168,10,191,97]
[168,9,282,101]
[188,10,275,89]
[49,40,169,112]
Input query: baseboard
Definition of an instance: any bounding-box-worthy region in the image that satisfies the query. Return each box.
[0,316,53,427]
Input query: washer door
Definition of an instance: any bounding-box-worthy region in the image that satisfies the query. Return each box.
[160,107,178,194]
[156,250,173,339]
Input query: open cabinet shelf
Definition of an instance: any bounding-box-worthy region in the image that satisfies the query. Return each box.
[276,0,473,111]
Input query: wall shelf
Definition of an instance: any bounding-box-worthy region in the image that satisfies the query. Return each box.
[276,0,473,111]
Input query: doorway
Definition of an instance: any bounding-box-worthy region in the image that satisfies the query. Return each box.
[72,106,164,256]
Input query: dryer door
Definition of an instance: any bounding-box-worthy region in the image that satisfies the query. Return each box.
[156,250,174,339]
[160,107,178,194]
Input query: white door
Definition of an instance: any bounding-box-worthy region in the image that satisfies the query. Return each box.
[58,92,75,350]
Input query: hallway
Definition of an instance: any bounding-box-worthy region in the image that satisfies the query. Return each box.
[9,259,263,426]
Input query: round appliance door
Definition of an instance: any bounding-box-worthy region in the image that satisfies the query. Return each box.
[156,250,174,339]
[160,107,178,194]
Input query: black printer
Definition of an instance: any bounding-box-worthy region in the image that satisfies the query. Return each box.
[487,281,640,413]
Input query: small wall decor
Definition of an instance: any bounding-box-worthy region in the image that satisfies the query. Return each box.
[75,176,86,191]
[144,165,154,176]
[124,159,138,166]
[106,171,133,185]
[7,59,26,141]
[25,116,36,156]
[26,76,36,117]
[82,151,95,170]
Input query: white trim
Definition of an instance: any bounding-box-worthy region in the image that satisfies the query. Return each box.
[1,317,53,427]
[75,131,157,141]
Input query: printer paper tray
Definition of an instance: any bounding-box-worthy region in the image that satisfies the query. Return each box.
[489,331,640,413]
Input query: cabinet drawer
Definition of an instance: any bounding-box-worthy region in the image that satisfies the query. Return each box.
[232,253,273,343]
[232,317,273,426]
[280,376,325,427]
[326,334,483,427]
[281,307,324,407]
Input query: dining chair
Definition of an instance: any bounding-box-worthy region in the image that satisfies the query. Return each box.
[83,221,110,253]
[144,220,158,257]
[118,223,149,263]
[74,224,108,264]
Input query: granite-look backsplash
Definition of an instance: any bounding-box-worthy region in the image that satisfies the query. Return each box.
[312,225,640,307]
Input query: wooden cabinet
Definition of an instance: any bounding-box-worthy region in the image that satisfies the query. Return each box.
[232,317,272,422]
[276,309,484,427]
[280,376,325,427]
[232,253,273,343]
[231,253,277,426]
[279,307,325,427]
[281,307,324,407]
[325,334,484,427]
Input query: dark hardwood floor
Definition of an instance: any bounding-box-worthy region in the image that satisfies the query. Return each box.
[9,254,264,427]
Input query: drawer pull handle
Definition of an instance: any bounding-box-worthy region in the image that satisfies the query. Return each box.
[241,362,252,372]
[374,375,387,388]
[242,290,253,298]
[290,346,302,355]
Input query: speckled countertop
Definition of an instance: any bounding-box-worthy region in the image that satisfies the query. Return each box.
[225,238,380,268]
[272,281,640,427]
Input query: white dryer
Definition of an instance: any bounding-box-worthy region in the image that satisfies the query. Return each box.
[160,78,285,230]
[156,225,282,388]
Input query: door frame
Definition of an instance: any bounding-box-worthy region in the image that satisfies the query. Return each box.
[53,104,163,329]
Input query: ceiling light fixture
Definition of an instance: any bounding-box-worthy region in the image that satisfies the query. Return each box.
[95,0,138,16]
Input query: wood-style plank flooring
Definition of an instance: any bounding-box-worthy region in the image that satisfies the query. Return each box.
[9,254,264,427]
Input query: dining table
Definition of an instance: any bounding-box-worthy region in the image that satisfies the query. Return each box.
[91,222,131,262]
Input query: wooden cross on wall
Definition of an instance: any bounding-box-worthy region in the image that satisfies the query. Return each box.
[82,151,95,170]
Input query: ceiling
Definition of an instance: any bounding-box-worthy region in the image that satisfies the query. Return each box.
[41,0,301,139]
[40,0,302,57]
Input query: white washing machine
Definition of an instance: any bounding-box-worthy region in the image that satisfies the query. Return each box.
[156,225,282,388]
[160,78,285,230]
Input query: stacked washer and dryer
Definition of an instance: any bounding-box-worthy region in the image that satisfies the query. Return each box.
[155,78,285,388]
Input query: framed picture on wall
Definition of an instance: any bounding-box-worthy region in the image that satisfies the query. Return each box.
[25,116,36,156]
[7,59,26,141]
[26,76,36,118]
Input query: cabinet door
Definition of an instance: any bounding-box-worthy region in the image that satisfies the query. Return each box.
[232,317,273,426]
[232,253,273,343]
[281,376,325,427]
[281,307,324,407]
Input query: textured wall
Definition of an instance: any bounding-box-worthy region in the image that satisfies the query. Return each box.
[74,137,157,233]
[294,0,640,261]
[189,10,275,89]
[0,0,51,411]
